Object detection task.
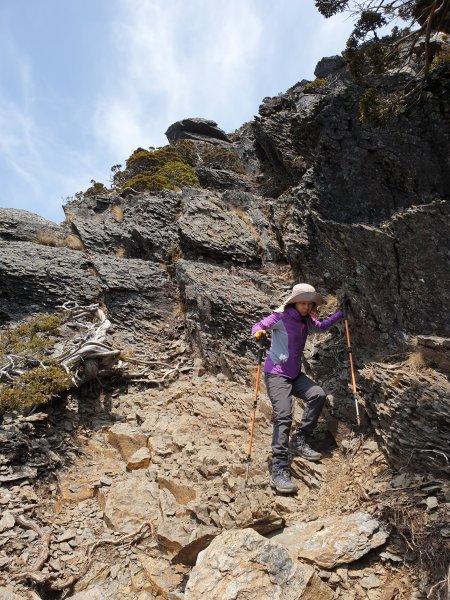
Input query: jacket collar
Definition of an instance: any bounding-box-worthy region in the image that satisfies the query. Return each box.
[286,304,302,321]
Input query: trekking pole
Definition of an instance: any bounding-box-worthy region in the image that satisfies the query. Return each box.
[342,295,361,427]
[244,336,266,487]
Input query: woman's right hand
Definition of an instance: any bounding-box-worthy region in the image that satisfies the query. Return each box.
[254,329,267,340]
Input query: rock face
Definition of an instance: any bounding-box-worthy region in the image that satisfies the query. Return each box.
[0,208,67,243]
[269,512,388,569]
[165,118,231,143]
[361,352,450,473]
[184,528,334,599]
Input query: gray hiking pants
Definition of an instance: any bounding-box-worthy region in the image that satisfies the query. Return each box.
[265,372,326,467]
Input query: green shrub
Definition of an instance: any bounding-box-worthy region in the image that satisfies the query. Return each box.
[304,78,328,91]
[0,365,72,412]
[0,313,71,413]
[121,173,173,193]
[84,180,108,197]
[0,314,64,360]
[117,140,200,192]
[430,47,450,72]
[158,160,200,187]
[359,87,405,126]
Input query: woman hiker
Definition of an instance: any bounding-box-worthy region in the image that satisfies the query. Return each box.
[251,283,346,494]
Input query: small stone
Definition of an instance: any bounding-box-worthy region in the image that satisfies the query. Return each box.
[391,473,409,488]
[60,542,72,553]
[318,570,332,580]
[110,564,121,579]
[49,558,62,571]
[380,551,402,562]
[426,496,438,510]
[0,511,15,533]
[126,447,151,471]
[360,574,380,589]
[363,441,378,452]
[57,528,77,543]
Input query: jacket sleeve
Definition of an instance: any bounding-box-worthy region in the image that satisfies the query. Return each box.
[308,310,343,332]
[251,311,283,335]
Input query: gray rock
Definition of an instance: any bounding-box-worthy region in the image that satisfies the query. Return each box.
[0,241,99,322]
[195,165,253,192]
[165,118,231,143]
[361,360,450,474]
[175,259,287,378]
[0,207,66,243]
[314,55,346,78]
[64,191,180,261]
[178,190,262,264]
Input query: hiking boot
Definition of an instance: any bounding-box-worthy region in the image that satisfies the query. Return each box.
[289,434,322,462]
[270,466,298,494]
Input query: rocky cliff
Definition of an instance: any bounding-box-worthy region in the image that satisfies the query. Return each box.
[0,46,449,600]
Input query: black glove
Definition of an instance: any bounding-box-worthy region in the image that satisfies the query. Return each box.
[342,295,351,316]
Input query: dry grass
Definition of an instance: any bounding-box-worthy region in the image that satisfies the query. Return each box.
[111,204,124,222]
[406,348,450,375]
[320,294,340,313]
[35,231,64,247]
[229,207,261,241]
[63,234,85,251]
[406,349,427,369]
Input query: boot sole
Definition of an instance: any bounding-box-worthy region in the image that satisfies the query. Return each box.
[270,481,298,494]
[288,451,322,462]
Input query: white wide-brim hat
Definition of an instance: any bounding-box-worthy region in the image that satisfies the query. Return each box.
[277,283,323,311]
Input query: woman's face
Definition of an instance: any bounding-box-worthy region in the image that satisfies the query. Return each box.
[294,301,314,316]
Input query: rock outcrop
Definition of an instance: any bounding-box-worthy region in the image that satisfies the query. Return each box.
[165,117,231,143]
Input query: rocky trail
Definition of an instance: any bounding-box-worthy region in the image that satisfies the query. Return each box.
[1,344,448,599]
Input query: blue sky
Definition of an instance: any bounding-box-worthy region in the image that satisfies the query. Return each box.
[0,0,354,223]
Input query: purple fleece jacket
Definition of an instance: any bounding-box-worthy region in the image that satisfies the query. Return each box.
[251,305,343,380]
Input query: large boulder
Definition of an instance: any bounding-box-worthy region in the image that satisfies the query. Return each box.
[269,512,388,569]
[184,528,333,599]
[165,118,231,143]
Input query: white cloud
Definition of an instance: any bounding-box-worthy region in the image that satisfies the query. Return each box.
[0,45,42,192]
[93,0,264,158]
